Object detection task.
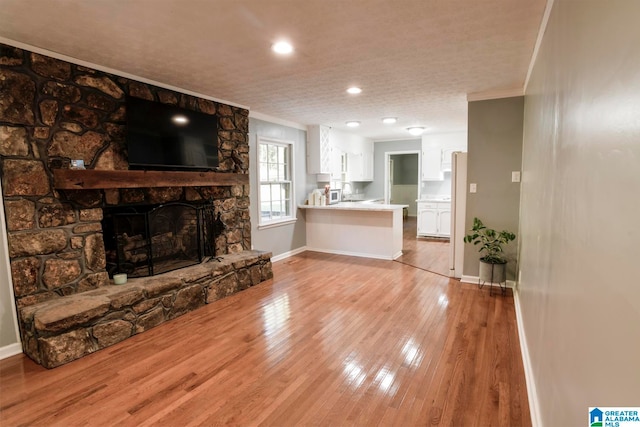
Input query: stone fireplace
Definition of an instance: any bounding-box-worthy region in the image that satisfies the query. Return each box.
[0,43,272,367]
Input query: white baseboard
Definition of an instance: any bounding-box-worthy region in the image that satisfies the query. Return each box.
[273,247,402,262]
[0,342,23,360]
[460,275,516,288]
[270,246,308,263]
[514,288,541,427]
[304,247,394,261]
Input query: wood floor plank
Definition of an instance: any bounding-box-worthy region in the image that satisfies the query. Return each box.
[0,228,530,426]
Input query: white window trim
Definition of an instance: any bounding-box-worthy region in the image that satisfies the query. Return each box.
[256,136,297,228]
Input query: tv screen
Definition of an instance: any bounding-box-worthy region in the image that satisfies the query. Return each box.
[126,96,219,170]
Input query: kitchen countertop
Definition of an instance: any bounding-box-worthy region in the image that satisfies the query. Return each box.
[299,201,407,212]
[416,197,451,202]
[302,200,406,260]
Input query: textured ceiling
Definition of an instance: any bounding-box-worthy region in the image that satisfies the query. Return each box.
[0,0,546,141]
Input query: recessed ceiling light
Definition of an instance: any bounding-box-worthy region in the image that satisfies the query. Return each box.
[407,127,425,136]
[382,117,397,124]
[346,121,361,127]
[346,87,362,95]
[172,115,189,125]
[272,41,293,55]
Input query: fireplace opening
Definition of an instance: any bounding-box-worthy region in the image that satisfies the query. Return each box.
[102,201,217,277]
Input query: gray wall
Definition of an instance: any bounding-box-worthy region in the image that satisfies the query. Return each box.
[249,118,314,258]
[391,154,418,185]
[0,186,20,351]
[519,1,640,425]
[370,139,421,198]
[464,97,523,279]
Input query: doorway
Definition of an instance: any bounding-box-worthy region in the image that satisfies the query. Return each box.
[385,151,451,277]
[384,151,420,215]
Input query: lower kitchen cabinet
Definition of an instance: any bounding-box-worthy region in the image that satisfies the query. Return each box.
[417,201,451,237]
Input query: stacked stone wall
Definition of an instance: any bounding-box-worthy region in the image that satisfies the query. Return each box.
[0,43,252,317]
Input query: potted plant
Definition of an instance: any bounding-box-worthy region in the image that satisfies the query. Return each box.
[463,217,516,289]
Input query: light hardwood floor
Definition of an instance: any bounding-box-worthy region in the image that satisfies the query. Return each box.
[0,246,530,426]
[396,216,450,277]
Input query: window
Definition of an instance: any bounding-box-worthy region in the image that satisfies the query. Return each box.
[258,137,295,227]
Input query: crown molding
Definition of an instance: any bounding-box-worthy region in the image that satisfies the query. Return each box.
[466,88,524,102]
[249,111,307,131]
[524,0,556,92]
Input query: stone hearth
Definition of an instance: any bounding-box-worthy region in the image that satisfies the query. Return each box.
[20,251,272,368]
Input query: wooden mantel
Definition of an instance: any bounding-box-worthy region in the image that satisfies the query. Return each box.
[53,169,249,190]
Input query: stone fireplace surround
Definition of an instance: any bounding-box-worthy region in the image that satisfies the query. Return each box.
[0,44,273,367]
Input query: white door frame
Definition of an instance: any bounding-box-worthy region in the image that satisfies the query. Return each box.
[384,150,421,205]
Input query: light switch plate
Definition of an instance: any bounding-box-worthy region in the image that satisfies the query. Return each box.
[512,171,521,182]
[470,183,477,193]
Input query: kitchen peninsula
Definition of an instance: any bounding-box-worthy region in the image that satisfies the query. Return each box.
[299,202,408,260]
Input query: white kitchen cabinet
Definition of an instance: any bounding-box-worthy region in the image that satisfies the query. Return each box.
[438,204,451,236]
[307,125,332,174]
[417,201,451,237]
[308,125,374,181]
[421,132,467,179]
[345,142,374,182]
[422,147,444,181]
[331,146,344,179]
[417,204,438,235]
[346,152,362,181]
[441,143,466,171]
[362,142,374,181]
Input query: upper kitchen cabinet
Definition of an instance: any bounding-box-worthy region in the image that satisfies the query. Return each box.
[362,142,374,181]
[422,146,444,181]
[308,125,374,181]
[421,132,467,181]
[307,124,332,174]
[346,142,374,182]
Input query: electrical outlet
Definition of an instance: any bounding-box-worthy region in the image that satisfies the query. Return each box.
[469,183,477,193]
[512,171,521,182]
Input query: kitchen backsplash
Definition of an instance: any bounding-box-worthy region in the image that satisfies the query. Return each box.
[421,171,452,196]
[317,178,369,198]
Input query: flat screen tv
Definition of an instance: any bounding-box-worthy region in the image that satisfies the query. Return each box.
[126,96,219,170]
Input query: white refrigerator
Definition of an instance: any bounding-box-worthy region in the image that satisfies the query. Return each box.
[449,152,467,278]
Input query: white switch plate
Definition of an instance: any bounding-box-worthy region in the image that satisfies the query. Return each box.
[470,183,477,193]
[512,171,521,182]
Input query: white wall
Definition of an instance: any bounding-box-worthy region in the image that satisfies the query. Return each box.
[519,1,640,424]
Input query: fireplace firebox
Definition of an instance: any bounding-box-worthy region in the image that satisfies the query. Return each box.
[102,201,219,277]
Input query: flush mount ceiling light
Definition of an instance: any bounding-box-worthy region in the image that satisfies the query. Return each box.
[382,117,397,124]
[346,87,362,95]
[171,115,189,125]
[407,127,425,136]
[272,41,294,55]
[346,121,361,127]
